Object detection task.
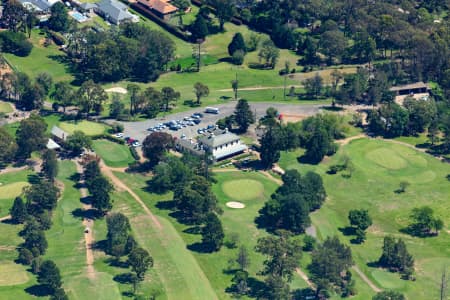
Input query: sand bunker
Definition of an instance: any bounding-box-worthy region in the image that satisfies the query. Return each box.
[105,87,128,94]
[226,201,245,209]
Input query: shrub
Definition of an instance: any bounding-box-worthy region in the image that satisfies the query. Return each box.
[111,122,124,133]
[0,31,33,56]
[47,30,66,46]
[130,146,140,161]
[232,50,245,65]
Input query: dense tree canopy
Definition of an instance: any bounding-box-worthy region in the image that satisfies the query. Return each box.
[16,114,47,160]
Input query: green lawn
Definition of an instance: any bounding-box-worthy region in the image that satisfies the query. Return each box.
[59,120,108,136]
[279,138,450,299]
[0,170,32,218]
[113,170,310,299]
[3,30,74,82]
[92,139,135,168]
[0,102,13,114]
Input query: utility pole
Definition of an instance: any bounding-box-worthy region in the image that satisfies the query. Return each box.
[441,267,448,300]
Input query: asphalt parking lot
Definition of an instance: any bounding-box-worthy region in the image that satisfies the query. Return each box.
[115,102,323,145]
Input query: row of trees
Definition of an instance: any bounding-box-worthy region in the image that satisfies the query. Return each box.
[83,159,113,215]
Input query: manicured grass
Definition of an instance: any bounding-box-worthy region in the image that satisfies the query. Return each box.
[59,120,108,136]
[278,138,450,299]
[0,170,32,218]
[3,30,74,82]
[221,178,264,201]
[0,102,13,114]
[113,170,308,299]
[92,139,135,168]
[0,262,29,286]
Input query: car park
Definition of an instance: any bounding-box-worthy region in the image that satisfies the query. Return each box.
[193,119,201,124]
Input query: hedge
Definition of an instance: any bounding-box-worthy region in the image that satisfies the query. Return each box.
[0,31,33,57]
[47,30,66,46]
[129,146,140,161]
[91,133,126,144]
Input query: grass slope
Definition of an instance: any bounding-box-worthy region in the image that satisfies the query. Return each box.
[59,120,108,136]
[0,170,32,218]
[279,138,450,299]
[92,140,135,168]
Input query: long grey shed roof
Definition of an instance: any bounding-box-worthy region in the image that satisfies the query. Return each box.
[51,125,69,141]
[198,132,241,148]
[96,0,134,23]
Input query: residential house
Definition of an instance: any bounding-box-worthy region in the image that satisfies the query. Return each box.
[389,82,430,96]
[95,0,138,25]
[51,125,69,142]
[137,0,177,20]
[19,0,60,13]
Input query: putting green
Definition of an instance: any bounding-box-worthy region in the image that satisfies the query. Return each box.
[59,121,107,136]
[92,139,134,167]
[366,148,408,170]
[222,179,264,201]
[0,102,13,114]
[0,182,29,199]
[0,261,29,286]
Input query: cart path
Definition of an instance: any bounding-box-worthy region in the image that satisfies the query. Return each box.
[296,268,314,288]
[352,265,382,293]
[99,161,162,229]
[74,161,96,279]
[0,215,11,222]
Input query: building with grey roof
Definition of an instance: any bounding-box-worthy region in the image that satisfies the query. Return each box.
[19,0,59,13]
[51,125,69,141]
[198,129,247,161]
[95,0,138,24]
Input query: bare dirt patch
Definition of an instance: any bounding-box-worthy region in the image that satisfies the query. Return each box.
[105,87,128,94]
[226,201,245,209]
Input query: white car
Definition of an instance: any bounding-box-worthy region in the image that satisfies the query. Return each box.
[132,141,141,147]
[114,132,124,138]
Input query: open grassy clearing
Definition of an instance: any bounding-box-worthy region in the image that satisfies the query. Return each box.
[0,170,32,218]
[110,173,219,299]
[113,170,309,299]
[59,120,108,136]
[0,102,13,114]
[3,30,74,82]
[92,139,135,168]
[279,138,450,299]
[0,261,29,286]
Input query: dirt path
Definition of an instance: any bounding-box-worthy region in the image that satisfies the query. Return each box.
[217,85,303,92]
[74,161,96,279]
[259,170,283,185]
[352,265,382,293]
[336,134,366,146]
[296,268,314,288]
[100,161,162,229]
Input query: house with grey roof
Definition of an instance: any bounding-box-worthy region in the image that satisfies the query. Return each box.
[198,129,247,161]
[19,0,60,13]
[95,0,138,24]
[51,125,69,142]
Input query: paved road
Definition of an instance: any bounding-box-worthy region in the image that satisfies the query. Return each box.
[114,102,323,144]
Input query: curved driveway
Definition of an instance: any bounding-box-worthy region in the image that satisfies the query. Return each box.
[117,102,323,143]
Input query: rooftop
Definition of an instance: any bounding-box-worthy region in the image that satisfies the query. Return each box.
[198,129,241,148]
[51,125,69,141]
[138,0,177,14]
[389,82,430,92]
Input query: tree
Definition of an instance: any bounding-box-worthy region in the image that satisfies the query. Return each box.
[259,126,281,169]
[408,206,444,236]
[403,97,437,135]
[228,32,246,56]
[161,87,180,112]
[77,80,108,115]
[20,83,45,110]
[109,94,124,119]
[128,247,153,281]
[193,82,209,105]
[2,0,27,32]
[126,84,141,116]
[35,72,53,95]
[230,270,249,296]
[231,78,238,101]
[42,149,58,182]
[90,176,113,214]
[65,131,92,155]
[378,236,414,279]
[309,236,354,297]
[319,30,347,63]
[38,260,62,292]
[15,114,47,160]
[256,231,302,299]
[233,99,254,133]
[25,180,59,212]
[202,213,224,251]
[142,132,174,167]
[106,213,131,258]
[208,0,236,30]
[303,73,323,98]
[258,39,280,68]
[190,14,209,40]
[48,2,70,32]
[51,82,74,112]
[348,209,372,231]
[83,160,101,189]
[304,123,333,164]
[51,288,69,300]
[236,245,250,270]
[18,248,33,265]
[0,127,18,164]
[373,291,405,300]
[24,229,48,255]
[10,197,27,224]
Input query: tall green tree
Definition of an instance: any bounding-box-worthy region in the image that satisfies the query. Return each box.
[126,83,141,116]
[378,236,414,279]
[259,126,281,169]
[142,132,174,167]
[38,260,62,292]
[258,39,280,68]
[65,131,92,155]
[90,176,113,214]
[128,247,153,281]
[77,80,108,115]
[25,180,59,212]
[373,291,405,300]
[228,32,246,56]
[207,0,236,30]
[48,2,70,32]
[190,15,209,40]
[10,197,27,224]
[24,229,48,255]
[2,0,27,32]
[0,127,18,164]
[193,82,209,104]
[161,87,180,112]
[42,149,58,182]
[35,72,53,95]
[201,213,224,251]
[407,206,443,236]
[233,99,254,133]
[51,82,74,112]
[303,73,323,98]
[348,209,372,243]
[106,213,131,258]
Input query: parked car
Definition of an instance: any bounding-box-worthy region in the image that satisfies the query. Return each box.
[193,119,201,124]
[114,132,124,138]
[193,112,203,118]
[132,141,141,147]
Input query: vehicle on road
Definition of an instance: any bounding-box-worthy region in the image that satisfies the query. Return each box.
[205,107,220,114]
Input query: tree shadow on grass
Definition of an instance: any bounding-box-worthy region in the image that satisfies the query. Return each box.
[106,257,129,269]
[183,226,202,235]
[292,287,316,300]
[25,284,52,297]
[69,172,81,183]
[320,105,344,112]
[27,174,41,184]
[297,155,321,165]
[80,195,92,205]
[71,208,102,220]
[247,277,267,298]
[338,226,355,236]
[187,242,214,253]
[155,199,177,211]
[91,239,107,252]
[114,272,135,284]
